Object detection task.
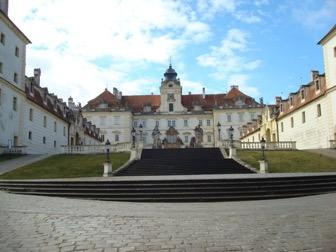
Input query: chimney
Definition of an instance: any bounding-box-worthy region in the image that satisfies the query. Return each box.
[259,97,264,105]
[202,87,205,99]
[275,96,282,105]
[230,85,239,90]
[311,70,319,81]
[34,68,41,86]
[113,87,118,96]
[188,91,191,95]
[0,0,8,15]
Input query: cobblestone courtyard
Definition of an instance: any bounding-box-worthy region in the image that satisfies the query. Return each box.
[1,191,336,252]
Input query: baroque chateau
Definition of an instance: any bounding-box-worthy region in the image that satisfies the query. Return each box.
[1,0,335,154]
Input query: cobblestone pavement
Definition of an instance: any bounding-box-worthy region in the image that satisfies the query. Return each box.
[1,191,336,252]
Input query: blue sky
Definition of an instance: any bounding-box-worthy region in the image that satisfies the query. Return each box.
[9,0,336,105]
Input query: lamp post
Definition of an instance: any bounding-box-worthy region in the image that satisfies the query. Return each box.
[131,127,136,148]
[217,122,221,141]
[105,139,111,162]
[260,137,266,161]
[259,137,268,173]
[228,126,234,147]
[103,139,112,177]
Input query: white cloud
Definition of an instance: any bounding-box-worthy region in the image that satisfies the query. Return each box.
[197,29,261,94]
[197,28,261,78]
[292,0,336,30]
[197,0,262,23]
[9,0,213,103]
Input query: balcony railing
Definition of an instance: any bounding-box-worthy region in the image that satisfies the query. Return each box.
[330,140,336,149]
[220,140,296,150]
[0,145,27,154]
[61,142,132,154]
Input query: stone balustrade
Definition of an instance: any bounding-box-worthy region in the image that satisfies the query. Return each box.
[0,146,27,154]
[220,140,296,150]
[330,140,336,149]
[61,142,132,154]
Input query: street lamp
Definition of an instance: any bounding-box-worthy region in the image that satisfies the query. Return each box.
[139,123,143,142]
[105,139,111,162]
[229,126,234,147]
[131,127,136,148]
[217,122,221,141]
[260,137,266,160]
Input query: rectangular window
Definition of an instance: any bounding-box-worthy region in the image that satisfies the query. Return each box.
[169,103,174,112]
[168,120,176,127]
[207,135,211,143]
[302,111,306,123]
[0,33,5,45]
[199,120,202,126]
[155,120,160,127]
[29,108,33,121]
[13,72,18,83]
[63,126,66,136]
[114,116,120,125]
[239,113,244,122]
[184,119,188,127]
[317,104,321,117]
[100,116,106,126]
[172,120,176,127]
[184,135,189,144]
[0,62,3,74]
[167,93,174,101]
[300,89,305,100]
[290,97,293,106]
[290,117,294,128]
[115,134,119,142]
[133,121,138,127]
[43,136,46,144]
[43,116,47,127]
[28,131,32,140]
[315,79,320,91]
[15,46,19,57]
[54,121,57,132]
[54,140,57,148]
[281,122,284,132]
[207,119,211,126]
[142,120,146,128]
[250,112,255,121]
[280,104,283,112]
[13,97,17,111]
[227,114,232,122]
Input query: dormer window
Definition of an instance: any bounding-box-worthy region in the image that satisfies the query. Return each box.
[315,78,320,91]
[300,89,305,100]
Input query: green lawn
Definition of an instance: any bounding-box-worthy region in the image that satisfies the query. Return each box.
[0,154,26,162]
[0,152,130,179]
[237,150,336,173]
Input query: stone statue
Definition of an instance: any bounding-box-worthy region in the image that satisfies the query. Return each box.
[152,125,162,149]
[194,125,204,147]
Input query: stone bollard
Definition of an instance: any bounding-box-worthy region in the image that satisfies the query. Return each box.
[259,160,268,173]
[229,147,236,158]
[103,162,112,177]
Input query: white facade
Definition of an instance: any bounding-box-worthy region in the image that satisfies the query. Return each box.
[23,99,68,154]
[0,9,30,148]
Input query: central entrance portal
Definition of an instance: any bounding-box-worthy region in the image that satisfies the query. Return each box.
[163,127,183,148]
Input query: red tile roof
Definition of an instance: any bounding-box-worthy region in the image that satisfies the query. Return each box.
[83,87,259,113]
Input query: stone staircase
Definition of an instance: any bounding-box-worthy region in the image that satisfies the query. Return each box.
[115,148,254,176]
[2,175,336,202]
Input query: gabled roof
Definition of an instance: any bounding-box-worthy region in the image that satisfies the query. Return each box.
[83,86,260,113]
[317,24,336,45]
[0,10,31,44]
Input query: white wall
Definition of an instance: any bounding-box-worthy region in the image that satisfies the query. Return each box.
[278,96,331,149]
[0,81,25,146]
[322,32,336,89]
[0,17,27,90]
[23,99,68,154]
